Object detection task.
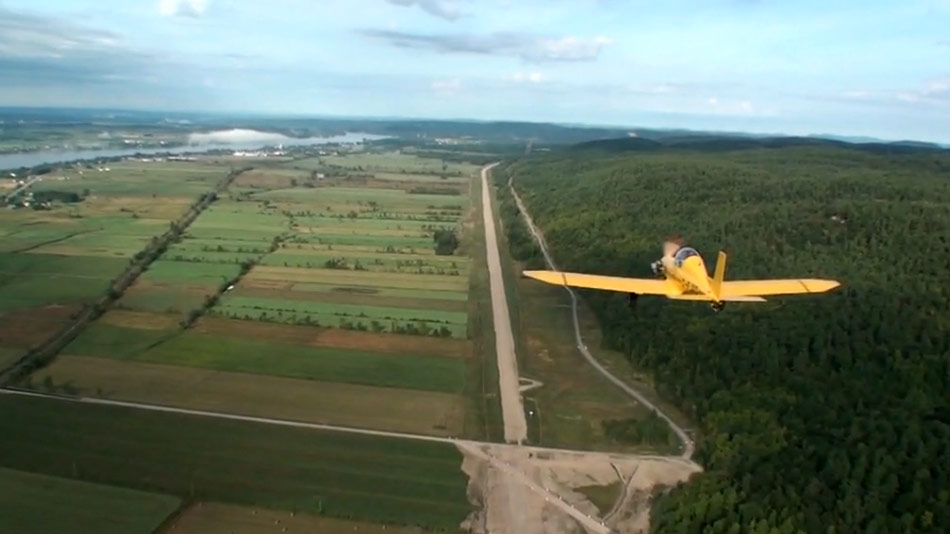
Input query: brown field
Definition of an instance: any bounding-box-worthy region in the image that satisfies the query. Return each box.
[36,356,465,435]
[0,348,20,369]
[118,281,215,309]
[164,502,434,534]
[83,195,195,220]
[0,304,80,349]
[194,317,471,358]
[246,266,468,292]
[99,310,180,330]
[21,244,128,258]
[234,169,309,189]
[230,285,468,313]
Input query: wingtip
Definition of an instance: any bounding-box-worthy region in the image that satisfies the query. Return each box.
[810,279,842,293]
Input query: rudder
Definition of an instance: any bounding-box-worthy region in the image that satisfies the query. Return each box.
[712,250,727,299]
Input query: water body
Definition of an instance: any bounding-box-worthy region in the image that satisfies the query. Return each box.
[0,130,389,171]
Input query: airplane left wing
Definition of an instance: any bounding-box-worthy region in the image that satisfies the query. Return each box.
[522,270,672,295]
[720,279,840,297]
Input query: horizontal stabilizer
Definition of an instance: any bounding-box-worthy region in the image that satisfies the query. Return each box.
[668,294,767,302]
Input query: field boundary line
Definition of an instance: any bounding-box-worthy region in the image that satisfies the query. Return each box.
[505,171,696,460]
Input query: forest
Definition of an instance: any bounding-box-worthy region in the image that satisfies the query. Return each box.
[498,142,950,533]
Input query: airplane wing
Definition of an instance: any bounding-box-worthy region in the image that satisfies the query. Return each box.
[522,270,672,295]
[719,279,840,297]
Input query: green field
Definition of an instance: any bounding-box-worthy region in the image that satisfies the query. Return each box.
[169,503,440,534]
[216,295,467,326]
[0,395,471,531]
[290,282,468,301]
[0,467,181,534]
[135,260,242,285]
[318,151,479,177]
[63,325,466,392]
[0,252,123,312]
[0,160,231,321]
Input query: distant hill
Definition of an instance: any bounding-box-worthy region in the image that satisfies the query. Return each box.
[570,134,948,155]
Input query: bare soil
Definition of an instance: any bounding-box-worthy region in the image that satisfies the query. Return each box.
[457,441,701,534]
[193,317,471,358]
[0,304,81,349]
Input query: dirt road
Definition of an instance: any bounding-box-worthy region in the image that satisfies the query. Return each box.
[507,174,696,459]
[481,163,528,444]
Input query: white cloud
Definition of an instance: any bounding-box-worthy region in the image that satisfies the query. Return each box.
[705,96,763,115]
[431,77,461,94]
[158,0,211,18]
[360,30,613,63]
[534,36,612,62]
[509,71,547,83]
[385,0,463,21]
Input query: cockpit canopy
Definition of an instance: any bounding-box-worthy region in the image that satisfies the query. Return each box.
[673,246,700,267]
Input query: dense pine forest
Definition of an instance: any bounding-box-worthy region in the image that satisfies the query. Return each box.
[498,142,950,533]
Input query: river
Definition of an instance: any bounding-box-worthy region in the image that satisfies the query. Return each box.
[0,130,389,171]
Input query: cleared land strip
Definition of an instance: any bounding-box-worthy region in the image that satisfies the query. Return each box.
[481,163,528,444]
[507,173,696,460]
[0,167,250,387]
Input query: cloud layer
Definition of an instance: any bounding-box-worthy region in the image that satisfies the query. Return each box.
[158,0,211,18]
[385,0,463,21]
[360,29,611,62]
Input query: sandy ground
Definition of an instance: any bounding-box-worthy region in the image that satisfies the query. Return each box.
[480,163,528,444]
[458,442,701,534]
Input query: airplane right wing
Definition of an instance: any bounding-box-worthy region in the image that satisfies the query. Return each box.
[719,279,840,297]
[522,270,673,295]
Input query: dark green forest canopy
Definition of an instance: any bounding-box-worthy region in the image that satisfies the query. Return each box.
[499,145,950,533]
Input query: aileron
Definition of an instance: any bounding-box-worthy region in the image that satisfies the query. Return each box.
[720,279,840,297]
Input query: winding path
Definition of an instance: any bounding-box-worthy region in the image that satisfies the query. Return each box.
[506,173,695,460]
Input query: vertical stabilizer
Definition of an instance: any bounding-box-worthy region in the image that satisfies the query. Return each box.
[712,250,727,299]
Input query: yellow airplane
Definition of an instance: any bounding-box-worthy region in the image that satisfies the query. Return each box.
[523,238,840,312]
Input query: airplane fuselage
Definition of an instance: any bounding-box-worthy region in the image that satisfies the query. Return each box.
[661,254,715,298]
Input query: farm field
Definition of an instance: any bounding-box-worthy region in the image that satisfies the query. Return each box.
[21,149,488,441]
[0,467,180,534]
[0,395,472,530]
[61,324,466,392]
[0,159,231,354]
[168,503,436,534]
[31,356,465,435]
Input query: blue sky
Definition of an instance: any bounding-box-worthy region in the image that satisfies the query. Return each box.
[1,0,948,142]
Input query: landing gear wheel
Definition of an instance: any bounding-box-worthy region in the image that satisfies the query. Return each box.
[711,302,726,313]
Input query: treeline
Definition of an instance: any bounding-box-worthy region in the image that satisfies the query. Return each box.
[499,145,950,533]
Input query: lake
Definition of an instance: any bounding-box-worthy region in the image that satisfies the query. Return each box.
[0,130,388,171]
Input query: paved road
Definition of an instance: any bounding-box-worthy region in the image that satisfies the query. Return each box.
[507,175,695,460]
[481,163,528,444]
